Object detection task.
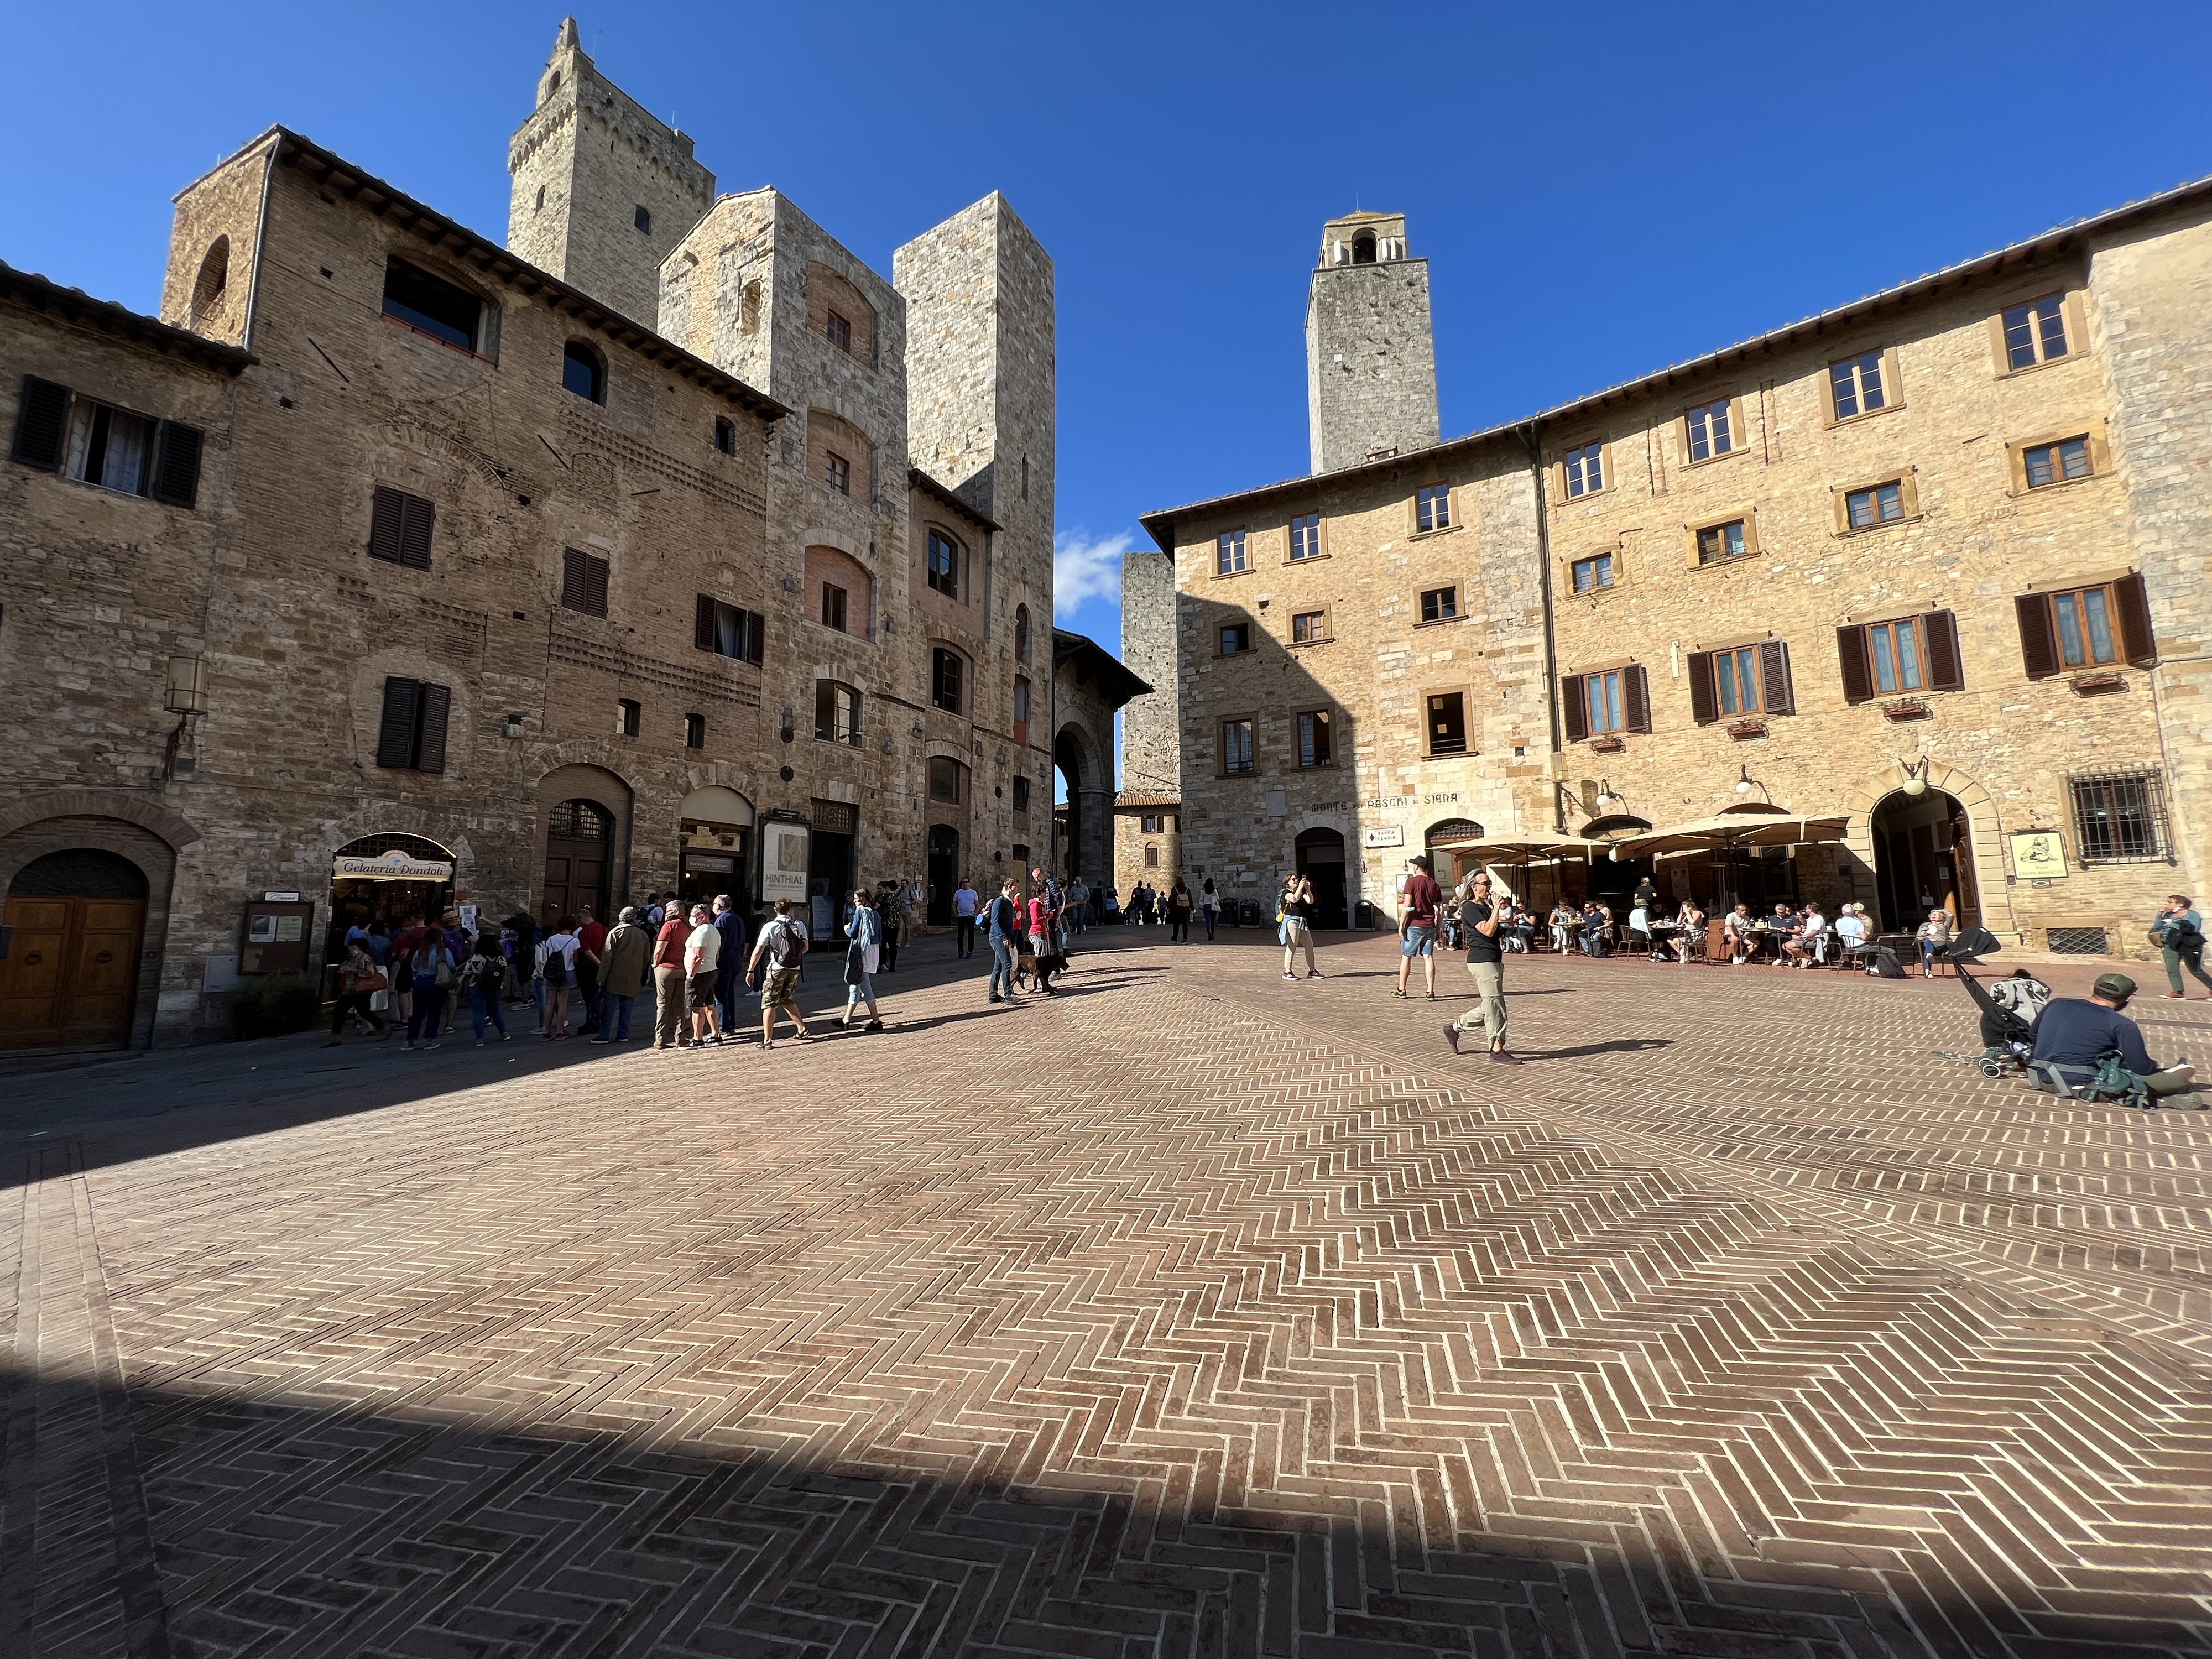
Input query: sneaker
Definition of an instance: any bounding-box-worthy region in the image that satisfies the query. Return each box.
[1308,971,1324,979]
[589,1037,612,1045]
[1443,1025,1462,1056]
[1489,1049,1522,1066]
[988,994,1004,1004]
[1390,988,1408,999]
[865,1018,883,1032]
[2168,992,2188,999]
[1283,973,1297,982]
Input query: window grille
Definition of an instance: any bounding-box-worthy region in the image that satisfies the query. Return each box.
[2047,927,2110,956]
[2067,766,2171,864]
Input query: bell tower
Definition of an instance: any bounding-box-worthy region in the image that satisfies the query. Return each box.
[1304,210,1439,474]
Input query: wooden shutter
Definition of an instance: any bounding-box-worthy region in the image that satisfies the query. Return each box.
[414,682,451,773]
[1624,664,1652,733]
[151,420,204,508]
[399,492,434,569]
[11,376,71,471]
[2113,573,2157,667]
[561,548,605,615]
[1758,640,1794,716]
[561,548,585,611]
[695,593,717,652]
[583,553,609,617]
[369,486,405,565]
[743,608,764,666]
[2014,593,2060,679]
[1687,651,1718,724]
[1922,610,1964,691]
[1835,625,1873,704]
[1559,675,1588,743]
[375,677,420,768]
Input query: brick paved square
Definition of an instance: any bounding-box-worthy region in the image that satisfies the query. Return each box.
[6,928,2210,1657]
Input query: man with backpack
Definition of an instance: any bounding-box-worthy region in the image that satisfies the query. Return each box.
[2030,973,2198,1103]
[2154,895,2212,1000]
[747,899,812,1048]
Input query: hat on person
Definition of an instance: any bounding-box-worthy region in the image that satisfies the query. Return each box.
[2093,972,2137,1000]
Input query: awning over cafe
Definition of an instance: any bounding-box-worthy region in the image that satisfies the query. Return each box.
[1609,811,1849,859]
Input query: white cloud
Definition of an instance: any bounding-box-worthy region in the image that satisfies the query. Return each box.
[1052,527,1136,621]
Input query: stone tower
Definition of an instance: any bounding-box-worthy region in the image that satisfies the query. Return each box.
[506,18,714,325]
[1119,549,1180,795]
[1305,211,1439,474]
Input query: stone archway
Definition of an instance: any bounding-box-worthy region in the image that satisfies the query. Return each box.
[1054,724,1109,886]
[1840,760,2015,938]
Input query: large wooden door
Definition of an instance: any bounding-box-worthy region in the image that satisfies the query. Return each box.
[0,895,145,1050]
[541,799,612,925]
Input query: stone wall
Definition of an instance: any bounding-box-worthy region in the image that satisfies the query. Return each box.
[1118,546,1179,795]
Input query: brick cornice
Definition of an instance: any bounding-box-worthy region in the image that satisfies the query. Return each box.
[0,789,204,851]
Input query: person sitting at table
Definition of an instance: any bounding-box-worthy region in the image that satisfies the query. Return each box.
[1512,904,1537,953]
[1626,900,1651,958]
[1783,902,1829,967]
[1723,903,1758,965]
[1548,901,1576,954]
[1916,907,1954,978]
[1582,900,1613,957]
[1761,902,1799,966]
[1672,901,1706,963]
[1834,902,1870,964]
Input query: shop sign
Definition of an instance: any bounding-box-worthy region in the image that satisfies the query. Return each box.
[761,820,810,901]
[2007,830,2067,881]
[1361,825,1406,848]
[333,849,455,881]
[263,890,300,902]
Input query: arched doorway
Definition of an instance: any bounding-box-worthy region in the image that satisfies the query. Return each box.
[1425,817,1485,887]
[678,785,753,910]
[1295,828,1348,930]
[542,799,613,925]
[1054,728,1089,883]
[1870,789,1980,933]
[927,826,959,925]
[0,849,149,1050]
[325,832,457,977]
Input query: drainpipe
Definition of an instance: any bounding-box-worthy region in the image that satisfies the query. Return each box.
[1520,422,1563,829]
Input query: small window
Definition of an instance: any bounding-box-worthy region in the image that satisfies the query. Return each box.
[1221,718,1255,775]
[1845,482,1905,528]
[2047,584,2122,668]
[1684,397,1734,462]
[534,185,545,212]
[1141,813,1162,833]
[634,204,652,233]
[1866,617,1924,693]
[2002,294,2069,369]
[1217,530,1247,575]
[1713,646,1763,716]
[1695,519,1750,566]
[929,756,963,804]
[2023,436,2092,489]
[821,582,848,632]
[1013,777,1031,815]
[374,677,451,772]
[63,398,159,498]
[1419,586,1458,624]
[927,529,960,597]
[1571,553,1614,593]
[825,309,851,352]
[1291,610,1326,643]
[616,698,641,738]
[382,259,482,353]
[1144,844,1160,868]
[1290,512,1322,560]
[931,647,964,713]
[1015,604,1031,663]
[369,485,436,570]
[1582,670,1625,734]
[563,341,606,404]
[696,596,765,666]
[1829,350,1887,420]
[2068,768,2168,863]
[1219,622,1251,654]
[714,417,737,456]
[825,450,851,494]
[1297,709,1334,768]
[684,712,706,750]
[1416,484,1451,533]
[561,546,610,617]
[1013,676,1031,744]
[1426,692,1468,756]
[1563,443,1604,498]
[815,680,862,745]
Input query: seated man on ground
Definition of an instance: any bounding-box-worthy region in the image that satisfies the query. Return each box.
[2030,972,2197,1102]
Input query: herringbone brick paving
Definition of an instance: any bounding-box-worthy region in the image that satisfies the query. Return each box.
[6,930,2211,1657]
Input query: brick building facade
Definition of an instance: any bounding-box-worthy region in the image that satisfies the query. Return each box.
[1138,188,2212,958]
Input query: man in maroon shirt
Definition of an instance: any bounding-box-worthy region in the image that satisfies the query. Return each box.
[573,905,608,1036]
[1396,855,1443,1001]
[651,906,691,1049]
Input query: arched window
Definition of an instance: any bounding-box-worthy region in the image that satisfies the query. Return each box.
[1014,604,1030,663]
[191,237,229,326]
[563,340,606,404]
[548,799,612,841]
[928,756,967,805]
[1352,231,1377,264]
[814,679,862,745]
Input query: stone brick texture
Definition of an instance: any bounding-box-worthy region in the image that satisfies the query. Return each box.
[1306,213,1441,476]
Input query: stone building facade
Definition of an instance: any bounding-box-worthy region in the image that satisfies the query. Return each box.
[1139,190,2212,959]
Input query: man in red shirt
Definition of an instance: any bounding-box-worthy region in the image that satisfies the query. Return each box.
[573,905,608,1036]
[651,906,691,1048]
[1396,855,1443,1001]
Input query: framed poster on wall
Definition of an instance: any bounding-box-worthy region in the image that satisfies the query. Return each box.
[761,820,810,902]
[2007,830,2067,881]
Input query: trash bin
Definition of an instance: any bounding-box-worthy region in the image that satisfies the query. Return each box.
[1354,899,1378,930]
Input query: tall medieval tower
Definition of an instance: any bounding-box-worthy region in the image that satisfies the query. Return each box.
[505,18,715,325]
[1304,211,1439,474]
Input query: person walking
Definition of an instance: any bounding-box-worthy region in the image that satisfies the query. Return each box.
[1395,855,1442,1000]
[1167,878,1193,943]
[1068,878,1089,936]
[748,898,812,1048]
[536,918,580,1038]
[1200,879,1219,941]
[711,894,748,1034]
[461,930,512,1044]
[1026,879,1060,995]
[987,877,1022,1004]
[594,906,649,1044]
[1281,875,1319,980]
[405,919,457,1051]
[682,903,725,1047]
[650,903,690,1049]
[953,877,980,958]
[2153,895,2212,999]
[1444,872,1519,1064]
[841,889,885,1031]
[877,881,904,973]
[326,937,389,1046]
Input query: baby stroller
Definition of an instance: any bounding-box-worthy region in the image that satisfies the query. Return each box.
[1946,927,2049,1078]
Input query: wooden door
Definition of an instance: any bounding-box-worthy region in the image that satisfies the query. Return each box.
[0,896,144,1050]
[541,800,612,925]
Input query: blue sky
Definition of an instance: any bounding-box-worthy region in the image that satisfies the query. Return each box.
[7,1,2208,679]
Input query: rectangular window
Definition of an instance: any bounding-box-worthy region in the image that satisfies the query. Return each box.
[1217,530,1247,575]
[1571,553,1614,593]
[1419,586,1458,623]
[1829,350,1887,419]
[1012,777,1031,816]
[1561,663,1650,741]
[1563,442,1603,498]
[373,677,450,772]
[684,712,705,750]
[1713,646,1762,716]
[820,582,847,632]
[561,546,610,616]
[634,205,652,233]
[714,417,737,456]
[2049,585,2120,668]
[62,398,156,497]
[1013,676,1031,745]
[1838,611,1961,703]
[931,647,964,713]
[1426,692,1468,756]
[1291,609,1326,643]
[1416,484,1451,532]
[824,450,851,494]
[1297,709,1334,768]
[1290,512,1322,560]
[1684,397,1734,462]
[380,258,482,354]
[1141,813,1162,833]
[2069,769,2169,863]
[2002,294,2069,369]
[369,485,436,570]
[616,698,641,738]
[1867,618,1923,693]
[926,529,959,597]
[825,309,851,352]
[695,595,766,666]
[19,384,202,507]
[929,757,963,804]
[1221,718,1255,775]
[1845,481,1905,529]
[1583,670,1625,735]
[815,680,862,745]
[1695,519,1749,566]
[2023,436,2092,489]
[1219,622,1251,654]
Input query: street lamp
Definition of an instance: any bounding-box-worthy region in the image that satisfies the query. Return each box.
[1900,757,1930,797]
[1735,764,1754,798]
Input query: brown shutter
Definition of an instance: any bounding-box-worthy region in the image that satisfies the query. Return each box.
[369,486,405,565]
[695,593,716,652]
[414,682,451,773]
[2114,573,2157,667]
[399,492,434,569]
[1624,664,1651,733]
[561,548,588,611]
[1559,675,1588,743]
[583,553,609,618]
[375,677,420,768]
[2015,593,2060,680]
[1687,651,1718,724]
[1922,610,1964,691]
[11,376,71,471]
[744,608,765,666]
[151,420,203,508]
[1835,625,1873,704]
[1758,640,1794,716]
